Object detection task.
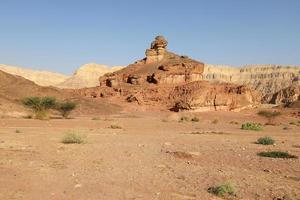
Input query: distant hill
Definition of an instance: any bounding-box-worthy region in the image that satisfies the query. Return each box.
[56,63,123,89]
[0,64,69,86]
[203,64,300,103]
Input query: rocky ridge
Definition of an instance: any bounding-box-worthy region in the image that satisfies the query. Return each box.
[203,64,300,103]
[78,36,260,111]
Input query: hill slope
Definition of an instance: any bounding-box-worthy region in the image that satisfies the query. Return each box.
[56,63,123,89]
[203,64,300,103]
[0,70,121,117]
[0,64,69,86]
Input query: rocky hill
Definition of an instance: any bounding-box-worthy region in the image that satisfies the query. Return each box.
[0,70,121,117]
[56,63,123,89]
[203,64,300,103]
[77,36,260,111]
[0,64,69,86]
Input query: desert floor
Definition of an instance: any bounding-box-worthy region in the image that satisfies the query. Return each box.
[0,110,299,200]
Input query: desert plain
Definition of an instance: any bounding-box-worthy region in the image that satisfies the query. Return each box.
[0,108,299,200]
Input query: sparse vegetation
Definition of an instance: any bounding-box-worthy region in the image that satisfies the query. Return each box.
[211,119,219,124]
[15,129,21,133]
[22,96,56,120]
[258,110,281,125]
[289,121,300,126]
[241,122,263,131]
[256,136,275,145]
[178,116,200,122]
[56,101,76,118]
[287,176,300,182]
[183,131,228,135]
[23,114,33,119]
[179,116,190,122]
[283,126,289,130]
[257,151,298,159]
[191,116,200,122]
[62,132,85,144]
[208,181,236,197]
[92,117,100,120]
[22,96,78,120]
[110,124,122,129]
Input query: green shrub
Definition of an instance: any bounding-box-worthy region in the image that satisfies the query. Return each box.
[208,181,236,197]
[258,110,281,125]
[23,114,33,119]
[211,119,219,124]
[62,132,84,144]
[191,116,200,122]
[110,124,122,129]
[92,117,100,120]
[257,151,298,159]
[241,122,263,131]
[22,96,56,120]
[289,121,300,126]
[179,116,189,122]
[257,136,275,145]
[56,101,76,118]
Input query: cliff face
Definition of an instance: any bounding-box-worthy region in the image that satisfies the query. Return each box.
[203,64,300,103]
[170,81,260,112]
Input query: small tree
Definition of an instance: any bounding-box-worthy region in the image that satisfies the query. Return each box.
[257,110,281,125]
[56,101,76,118]
[22,96,56,119]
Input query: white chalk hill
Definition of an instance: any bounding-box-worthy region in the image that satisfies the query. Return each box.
[0,64,69,86]
[56,63,123,89]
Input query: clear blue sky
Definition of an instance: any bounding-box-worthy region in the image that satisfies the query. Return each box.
[1,0,299,74]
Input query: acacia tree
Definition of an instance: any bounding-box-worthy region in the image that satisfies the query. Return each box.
[22,96,56,119]
[56,101,76,118]
[257,110,281,125]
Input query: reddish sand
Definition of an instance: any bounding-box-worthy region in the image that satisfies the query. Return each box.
[0,110,299,200]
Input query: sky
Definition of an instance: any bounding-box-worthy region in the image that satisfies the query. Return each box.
[0,0,299,74]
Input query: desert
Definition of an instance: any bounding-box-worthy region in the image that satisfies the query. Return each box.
[0,35,299,200]
[1,1,300,200]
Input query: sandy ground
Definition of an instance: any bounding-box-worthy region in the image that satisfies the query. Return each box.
[0,111,299,200]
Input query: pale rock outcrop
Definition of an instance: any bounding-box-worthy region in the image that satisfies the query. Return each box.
[145,36,168,64]
[170,81,260,112]
[0,64,69,86]
[203,64,300,103]
[266,83,300,105]
[56,63,123,89]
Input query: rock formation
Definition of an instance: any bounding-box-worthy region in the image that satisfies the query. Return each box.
[0,64,69,86]
[265,83,300,105]
[145,36,168,64]
[98,36,205,87]
[77,36,260,112]
[170,81,259,112]
[203,64,300,104]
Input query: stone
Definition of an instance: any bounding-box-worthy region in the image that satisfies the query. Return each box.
[145,35,168,64]
[203,64,300,104]
[150,35,168,49]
